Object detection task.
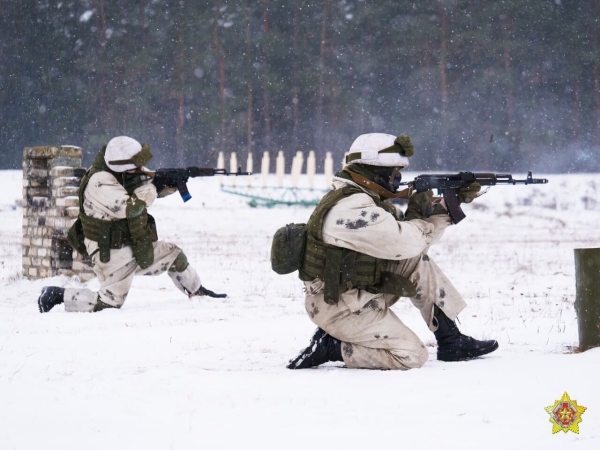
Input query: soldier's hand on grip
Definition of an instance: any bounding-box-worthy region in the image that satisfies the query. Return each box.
[457,182,481,204]
[404,190,447,221]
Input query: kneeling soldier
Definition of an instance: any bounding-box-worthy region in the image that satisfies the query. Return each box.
[38,136,225,313]
[287,133,498,369]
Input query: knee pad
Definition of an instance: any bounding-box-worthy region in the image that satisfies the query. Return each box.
[93,299,120,312]
[168,250,189,273]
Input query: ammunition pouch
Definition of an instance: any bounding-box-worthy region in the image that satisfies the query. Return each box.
[126,195,155,269]
[78,214,131,262]
[303,237,416,305]
[271,223,307,275]
[365,270,418,299]
[78,212,156,265]
[76,210,157,266]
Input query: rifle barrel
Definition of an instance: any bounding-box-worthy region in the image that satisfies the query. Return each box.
[187,167,252,177]
[494,171,548,185]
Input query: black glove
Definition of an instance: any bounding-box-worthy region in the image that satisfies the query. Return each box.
[197,286,227,298]
[404,190,447,221]
[457,182,482,204]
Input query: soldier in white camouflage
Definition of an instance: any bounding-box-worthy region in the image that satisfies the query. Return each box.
[38,136,225,313]
[287,133,498,369]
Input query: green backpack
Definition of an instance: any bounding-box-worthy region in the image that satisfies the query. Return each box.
[270,223,307,275]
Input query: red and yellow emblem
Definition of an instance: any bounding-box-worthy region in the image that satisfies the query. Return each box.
[544,392,587,434]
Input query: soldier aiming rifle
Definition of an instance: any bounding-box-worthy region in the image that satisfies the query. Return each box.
[283,133,548,370]
[38,136,249,313]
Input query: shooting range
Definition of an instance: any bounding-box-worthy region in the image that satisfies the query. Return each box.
[2,2,600,449]
[218,150,334,207]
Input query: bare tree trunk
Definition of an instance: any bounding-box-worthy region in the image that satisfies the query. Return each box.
[592,2,600,146]
[292,5,300,150]
[503,49,514,127]
[594,61,600,147]
[293,5,300,51]
[316,0,331,160]
[175,4,185,165]
[212,1,227,153]
[292,88,299,144]
[574,76,581,141]
[326,16,338,154]
[246,14,254,163]
[94,0,108,111]
[95,0,107,48]
[262,0,272,151]
[262,0,270,32]
[438,0,449,152]
[502,14,517,153]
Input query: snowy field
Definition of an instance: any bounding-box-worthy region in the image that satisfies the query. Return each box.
[1,169,599,449]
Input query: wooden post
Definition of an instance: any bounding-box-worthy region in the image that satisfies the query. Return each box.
[290,151,304,188]
[306,150,316,189]
[229,152,238,187]
[217,151,225,187]
[246,153,253,187]
[324,151,334,189]
[260,151,270,187]
[574,248,600,351]
[276,151,285,187]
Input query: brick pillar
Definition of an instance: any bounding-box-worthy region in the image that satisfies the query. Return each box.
[22,146,95,281]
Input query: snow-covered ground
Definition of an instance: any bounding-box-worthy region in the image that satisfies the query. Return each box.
[1,169,599,449]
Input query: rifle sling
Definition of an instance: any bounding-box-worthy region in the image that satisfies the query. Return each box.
[342,168,412,199]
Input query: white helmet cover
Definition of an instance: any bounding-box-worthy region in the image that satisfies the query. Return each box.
[345,133,413,168]
[105,136,143,172]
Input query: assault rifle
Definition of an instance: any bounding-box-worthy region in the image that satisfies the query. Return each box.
[398,171,548,224]
[149,167,251,202]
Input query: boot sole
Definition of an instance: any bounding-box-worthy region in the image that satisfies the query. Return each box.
[38,287,50,313]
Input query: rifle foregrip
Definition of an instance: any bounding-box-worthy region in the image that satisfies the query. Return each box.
[441,188,466,224]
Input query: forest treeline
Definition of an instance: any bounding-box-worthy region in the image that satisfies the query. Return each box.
[1,0,599,172]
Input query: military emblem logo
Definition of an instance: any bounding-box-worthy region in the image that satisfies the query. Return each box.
[544,392,587,434]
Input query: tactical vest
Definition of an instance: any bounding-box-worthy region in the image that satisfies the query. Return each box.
[300,185,417,305]
[74,165,157,267]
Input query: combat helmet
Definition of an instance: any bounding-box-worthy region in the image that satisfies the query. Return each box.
[343,133,414,198]
[104,136,153,172]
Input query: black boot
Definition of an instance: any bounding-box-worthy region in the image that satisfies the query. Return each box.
[434,306,498,362]
[185,285,227,298]
[287,328,343,369]
[38,286,65,313]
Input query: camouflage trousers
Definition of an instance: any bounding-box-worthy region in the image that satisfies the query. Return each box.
[303,253,467,370]
[63,240,201,312]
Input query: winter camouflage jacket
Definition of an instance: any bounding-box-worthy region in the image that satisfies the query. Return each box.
[321,177,452,261]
